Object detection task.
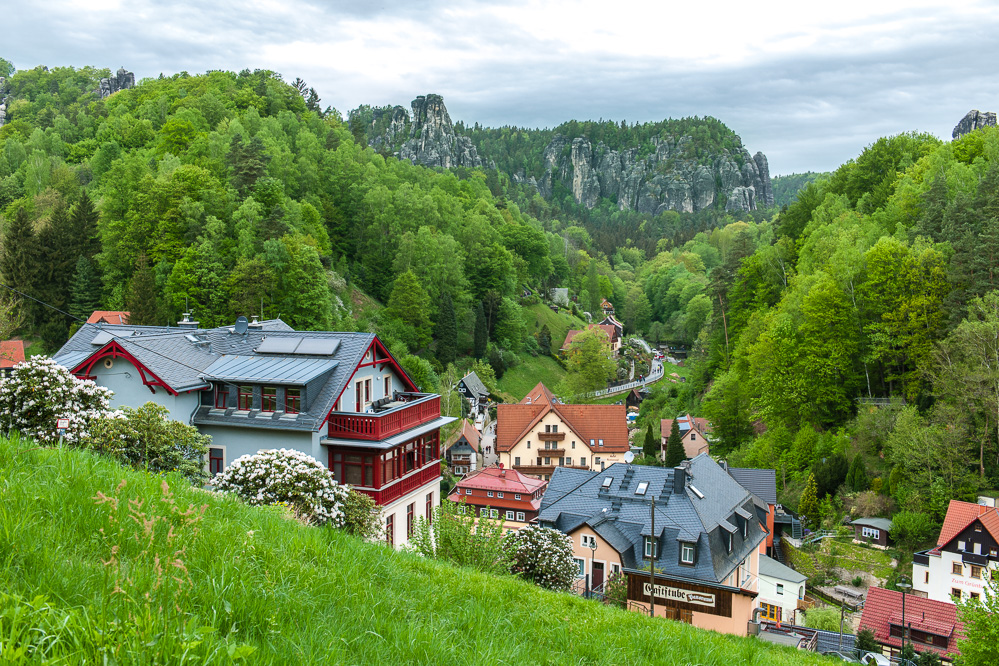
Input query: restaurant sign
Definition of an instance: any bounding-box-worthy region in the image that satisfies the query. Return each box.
[643,582,716,608]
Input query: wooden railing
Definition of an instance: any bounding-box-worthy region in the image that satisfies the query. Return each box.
[356,462,441,505]
[328,393,440,441]
[538,431,565,441]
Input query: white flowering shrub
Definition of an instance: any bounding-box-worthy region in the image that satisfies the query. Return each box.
[213,449,349,527]
[0,356,116,444]
[503,524,576,591]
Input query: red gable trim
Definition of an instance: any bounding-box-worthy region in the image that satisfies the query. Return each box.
[322,336,418,427]
[72,341,178,396]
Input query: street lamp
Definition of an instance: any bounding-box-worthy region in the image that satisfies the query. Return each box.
[586,539,597,598]
[897,575,912,658]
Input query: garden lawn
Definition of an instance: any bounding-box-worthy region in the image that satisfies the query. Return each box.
[0,434,831,665]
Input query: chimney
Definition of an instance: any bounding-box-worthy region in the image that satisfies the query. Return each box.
[673,466,686,494]
[248,315,263,329]
[177,313,199,329]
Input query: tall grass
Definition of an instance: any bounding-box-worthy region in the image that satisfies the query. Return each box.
[0,434,828,664]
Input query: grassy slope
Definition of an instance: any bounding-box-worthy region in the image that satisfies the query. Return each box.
[496,354,566,401]
[522,303,587,351]
[0,435,829,665]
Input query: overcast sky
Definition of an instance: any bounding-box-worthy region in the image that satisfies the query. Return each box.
[5,0,999,174]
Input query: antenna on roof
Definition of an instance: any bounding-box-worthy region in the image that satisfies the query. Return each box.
[234,316,249,335]
[624,451,635,464]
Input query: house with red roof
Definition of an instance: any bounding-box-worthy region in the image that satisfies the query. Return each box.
[661,414,711,460]
[87,311,130,325]
[561,324,621,355]
[445,419,481,476]
[496,382,629,479]
[0,339,26,374]
[912,499,999,604]
[859,586,965,662]
[448,464,547,528]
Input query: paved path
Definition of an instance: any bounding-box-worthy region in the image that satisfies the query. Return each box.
[480,419,498,467]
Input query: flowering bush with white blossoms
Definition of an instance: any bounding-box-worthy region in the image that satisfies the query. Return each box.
[0,356,116,444]
[213,448,349,527]
[503,524,576,591]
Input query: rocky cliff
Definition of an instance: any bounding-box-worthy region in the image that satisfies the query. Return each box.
[953,109,997,139]
[0,77,8,129]
[96,67,136,98]
[362,94,482,169]
[359,94,773,213]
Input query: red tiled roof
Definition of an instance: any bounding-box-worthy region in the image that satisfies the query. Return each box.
[560,325,616,350]
[0,340,26,369]
[496,382,629,453]
[859,587,963,658]
[454,465,547,495]
[938,500,993,546]
[660,415,710,439]
[87,311,130,325]
[459,420,481,453]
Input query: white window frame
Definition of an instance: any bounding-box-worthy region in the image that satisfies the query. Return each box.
[515,494,521,500]
[582,534,596,548]
[487,491,493,497]
[777,583,784,596]
[506,510,515,520]
[490,509,499,518]
[644,536,657,559]
[497,492,504,498]
[680,542,695,565]
[465,488,472,495]
[574,558,585,576]
[862,527,880,540]
[516,511,525,521]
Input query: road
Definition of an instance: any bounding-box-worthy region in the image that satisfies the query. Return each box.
[480,419,498,467]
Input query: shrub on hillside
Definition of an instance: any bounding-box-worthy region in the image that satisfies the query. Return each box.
[213,449,349,527]
[86,402,211,484]
[503,524,576,591]
[340,487,384,541]
[0,356,115,444]
[408,499,509,575]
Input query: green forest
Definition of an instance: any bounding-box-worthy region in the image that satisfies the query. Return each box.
[2,61,999,539]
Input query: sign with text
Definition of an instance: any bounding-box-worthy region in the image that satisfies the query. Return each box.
[56,418,70,429]
[643,582,716,608]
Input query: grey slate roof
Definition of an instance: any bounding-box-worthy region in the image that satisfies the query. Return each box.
[53,320,383,433]
[758,554,807,584]
[850,517,893,532]
[460,371,489,399]
[203,355,338,385]
[539,454,766,584]
[727,467,777,505]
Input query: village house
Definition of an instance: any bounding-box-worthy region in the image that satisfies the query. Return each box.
[599,314,624,338]
[561,324,621,355]
[496,382,629,480]
[448,464,547,530]
[600,299,615,316]
[445,419,481,476]
[456,370,489,418]
[538,455,766,635]
[0,339,26,377]
[850,517,894,549]
[756,554,807,625]
[859,587,965,663]
[53,314,453,549]
[912,499,999,604]
[661,414,711,459]
[725,465,777,558]
[87,310,130,325]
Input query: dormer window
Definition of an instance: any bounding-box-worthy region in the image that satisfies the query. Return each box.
[742,517,748,538]
[726,532,733,553]
[261,386,278,412]
[215,385,228,409]
[286,387,301,414]
[238,385,253,410]
[680,542,695,565]
[644,536,657,559]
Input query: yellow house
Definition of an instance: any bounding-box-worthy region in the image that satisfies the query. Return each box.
[538,454,766,636]
[496,382,629,480]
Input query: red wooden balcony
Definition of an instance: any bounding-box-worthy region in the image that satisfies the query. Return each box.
[356,462,441,505]
[328,393,440,441]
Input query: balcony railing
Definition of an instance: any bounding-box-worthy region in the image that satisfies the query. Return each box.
[328,393,440,441]
[538,448,566,457]
[913,550,931,567]
[355,461,440,505]
[538,431,565,441]
[514,464,589,476]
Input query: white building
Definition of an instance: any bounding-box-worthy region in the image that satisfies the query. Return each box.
[912,500,999,604]
[757,554,807,624]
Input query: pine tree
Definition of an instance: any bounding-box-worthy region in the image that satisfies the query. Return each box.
[126,254,160,325]
[537,324,552,356]
[847,455,869,492]
[69,256,102,321]
[642,426,658,460]
[0,207,40,328]
[585,260,601,315]
[663,418,685,467]
[798,473,819,526]
[473,301,488,359]
[434,292,457,366]
[69,190,100,258]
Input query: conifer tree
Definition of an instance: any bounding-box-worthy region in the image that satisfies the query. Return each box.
[473,301,488,359]
[0,207,39,328]
[585,260,601,315]
[798,473,820,526]
[69,190,100,258]
[384,269,431,351]
[642,425,659,460]
[126,254,160,325]
[434,292,457,366]
[537,324,552,356]
[663,417,685,467]
[69,256,102,321]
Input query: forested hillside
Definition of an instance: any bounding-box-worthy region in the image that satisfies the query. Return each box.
[771,171,826,208]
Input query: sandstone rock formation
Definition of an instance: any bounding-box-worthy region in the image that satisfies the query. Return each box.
[382,94,482,169]
[953,110,997,139]
[534,133,774,213]
[0,77,8,129]
[96,67,136,99]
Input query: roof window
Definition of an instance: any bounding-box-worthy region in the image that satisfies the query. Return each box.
[601,477,613,489]
[635,482,648,496]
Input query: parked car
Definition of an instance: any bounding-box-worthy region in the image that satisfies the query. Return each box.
[822,651,861,663]
[860,654,891,666]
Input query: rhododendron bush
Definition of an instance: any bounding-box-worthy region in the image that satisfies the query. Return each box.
[503,524,576,591]
[213,449,349,527]
[0,356,116,443]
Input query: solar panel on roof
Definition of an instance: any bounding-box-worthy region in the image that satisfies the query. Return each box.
[294,338,340,356]
[255,337,302,354]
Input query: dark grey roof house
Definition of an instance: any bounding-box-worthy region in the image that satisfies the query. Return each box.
[457,371,489,414]
[54,315,454,549]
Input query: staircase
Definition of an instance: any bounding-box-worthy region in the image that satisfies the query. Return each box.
[791,516,802,540]
[773,536,788,565]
